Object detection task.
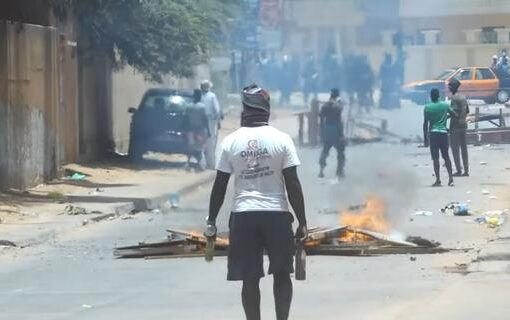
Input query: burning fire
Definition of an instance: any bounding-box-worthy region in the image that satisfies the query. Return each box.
[339,195,390,234]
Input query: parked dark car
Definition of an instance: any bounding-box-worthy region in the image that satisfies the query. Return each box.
[128,88,200,162]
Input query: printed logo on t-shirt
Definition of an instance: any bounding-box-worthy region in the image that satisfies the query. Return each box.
[239,139,274,179]
[241,140,270,165]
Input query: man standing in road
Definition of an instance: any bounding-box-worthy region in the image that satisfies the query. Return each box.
[423,88,454,187]
[319,88,346,179]
[201,80,222,169]
[448,78,470,177]
[206,84,308,320]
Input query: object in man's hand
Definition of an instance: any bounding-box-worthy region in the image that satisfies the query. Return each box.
[204,224,217,262]
[295,240,306,281]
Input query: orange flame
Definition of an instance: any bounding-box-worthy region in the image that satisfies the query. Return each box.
[340,195,389,234]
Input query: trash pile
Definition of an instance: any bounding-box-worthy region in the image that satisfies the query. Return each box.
[430,201,509,229]
[114,226,448,259]
[61,205,104,216]
[441,202,470,216]
[465,209,508,228]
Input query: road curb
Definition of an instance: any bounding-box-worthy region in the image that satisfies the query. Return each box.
[112,172,216,213]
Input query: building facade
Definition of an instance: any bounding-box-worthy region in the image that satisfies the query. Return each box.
[400,0,510,45]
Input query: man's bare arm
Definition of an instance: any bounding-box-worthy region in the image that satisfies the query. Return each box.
[423,110,430,147]
[283,166,307,228]
[207,171,230,224]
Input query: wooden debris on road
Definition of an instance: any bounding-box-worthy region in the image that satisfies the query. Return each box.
[114,226,449,259]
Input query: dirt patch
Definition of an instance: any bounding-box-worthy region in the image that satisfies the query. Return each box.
[0,203,38,224]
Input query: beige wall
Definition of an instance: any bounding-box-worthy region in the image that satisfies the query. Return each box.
[400,0,510,17]
[362,44,505,82]
[402,14,510,44]
[285,0,363,28]
[0,22,58,190]
[283,0,364,57]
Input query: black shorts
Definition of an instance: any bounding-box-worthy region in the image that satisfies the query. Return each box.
[429,132,449,160]
[228,211,295,281]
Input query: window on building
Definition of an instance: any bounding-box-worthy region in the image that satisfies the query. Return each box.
[455,69,472,81]
[481,27,502,44]
[476,68,496,80]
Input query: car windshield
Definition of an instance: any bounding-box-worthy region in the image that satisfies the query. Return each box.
[140,93,193,111]
[435,70,455,80]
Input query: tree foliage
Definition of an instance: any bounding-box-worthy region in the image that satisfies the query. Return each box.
[48,0,239,81]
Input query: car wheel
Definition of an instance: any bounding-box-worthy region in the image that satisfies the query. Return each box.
[496,90,509,104]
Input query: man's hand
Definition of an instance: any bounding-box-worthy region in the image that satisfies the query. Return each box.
[295,224,308,242]
[204,219,217,238]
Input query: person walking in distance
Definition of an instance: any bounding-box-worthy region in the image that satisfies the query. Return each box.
[423,88,454,187]
[448,78,470,177]
[183,89,210,171]
[200,80,222,169]
[319,88,346,179]
[206,84,308,320]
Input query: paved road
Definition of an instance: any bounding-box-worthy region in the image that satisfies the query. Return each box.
[1,103,509,319]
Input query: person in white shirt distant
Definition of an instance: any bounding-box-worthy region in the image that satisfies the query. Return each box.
[206,84,308,320]
[200,80,222,169]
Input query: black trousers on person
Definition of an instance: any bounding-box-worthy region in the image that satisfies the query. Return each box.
[450,130,469,173]
[319,139,346,175]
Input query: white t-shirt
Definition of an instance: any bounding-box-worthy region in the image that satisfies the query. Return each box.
[201,91,220,120]
[216,126,301,213]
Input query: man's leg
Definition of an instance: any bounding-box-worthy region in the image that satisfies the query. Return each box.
[194,149,204,171]
[459,131,469,175]
[319,142,332,177]
[228,213,265,320]
[204,134,217,169]
[430,134,441,186]
[335,140,346,178]
[264,213,295,320]
[439,134,454,186]
[432,158,441,186]
[274,272,293,320]
[242,278,261,320]
[450,132,462,175]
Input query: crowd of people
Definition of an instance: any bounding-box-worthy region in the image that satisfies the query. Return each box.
[231,49,404,112]
[490,48,510,79]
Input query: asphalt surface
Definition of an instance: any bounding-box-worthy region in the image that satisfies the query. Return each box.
[0,102,509,319]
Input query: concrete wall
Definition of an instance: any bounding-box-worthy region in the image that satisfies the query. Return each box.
[400,0,510,17]
[77,51,112,162]
[0,22,58,190]
[282,0,364,57]
[401,14,510,45]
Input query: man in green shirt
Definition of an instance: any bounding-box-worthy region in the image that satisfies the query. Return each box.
[423,88,454,187]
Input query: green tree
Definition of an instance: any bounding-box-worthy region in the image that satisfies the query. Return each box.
[48,0,238,81]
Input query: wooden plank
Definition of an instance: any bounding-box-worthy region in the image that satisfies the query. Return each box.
[348,228,418,247]
[144,250,228,260]
[115,239,186,250]
[307,226,348,241]
[307,245,449,256]
[166,228,229,247]
[114,243,198,258]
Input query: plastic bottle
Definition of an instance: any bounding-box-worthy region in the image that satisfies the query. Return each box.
[295,240,306,280]
[204,224,217,262]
